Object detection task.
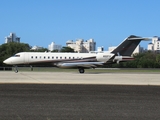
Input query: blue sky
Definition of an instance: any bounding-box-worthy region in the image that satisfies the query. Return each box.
[0,0,160,50]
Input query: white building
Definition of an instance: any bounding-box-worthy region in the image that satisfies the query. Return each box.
[30,46,43,50]
[48,42,62,51]
[5,33,20,43]
[97,47,104,52]
[108,45,143,55]
[148,36,160,52]
[133,45,144,54]
[66,39,96,53]
[108,46,117,52]
[148,43,153,51]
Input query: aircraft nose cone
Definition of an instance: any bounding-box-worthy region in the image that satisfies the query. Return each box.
[3,59,8,64]
[3,59,11,65]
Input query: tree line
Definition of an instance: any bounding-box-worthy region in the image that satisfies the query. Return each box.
[0,42,160,68]
[0,43,74,66]
[106,52,160,68]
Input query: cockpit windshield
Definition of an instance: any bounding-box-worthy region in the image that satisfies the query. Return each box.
[14,54,20,57]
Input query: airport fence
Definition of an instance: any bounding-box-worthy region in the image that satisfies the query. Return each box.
[0,66,58,72]
[0,67,12,71]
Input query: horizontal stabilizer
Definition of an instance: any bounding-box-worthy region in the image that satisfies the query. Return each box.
[128,37,151,41]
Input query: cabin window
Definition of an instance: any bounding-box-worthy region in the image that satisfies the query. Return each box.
[60,57,62,59]
[69,57,71,59]
[40,56,41,59]
[73,57,74,59]
[65,57,66,59]
[35,56,37,59]
[56,57,58,59]
[48,56,50,59]
[52,56,54,59]
[44,56,46,59]
[31,56,33,59]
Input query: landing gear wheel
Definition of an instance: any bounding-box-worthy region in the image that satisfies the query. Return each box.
[79,68,85,73]
[15,69,18,73]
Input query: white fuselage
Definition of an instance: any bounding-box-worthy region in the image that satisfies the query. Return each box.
[3,52,116,65]
[3,52,134,69]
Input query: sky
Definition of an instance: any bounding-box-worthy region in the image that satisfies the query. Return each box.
[0,0,160,50]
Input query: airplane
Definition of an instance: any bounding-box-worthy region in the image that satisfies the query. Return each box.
[3,35,150,73]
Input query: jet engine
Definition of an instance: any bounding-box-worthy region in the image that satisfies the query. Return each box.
[113,56,134,64]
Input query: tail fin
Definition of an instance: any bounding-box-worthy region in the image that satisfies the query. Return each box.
[111,35,150,56]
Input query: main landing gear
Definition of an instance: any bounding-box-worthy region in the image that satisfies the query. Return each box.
[14,65,18,73]
[30,65,33,71]
[78,68,85,73]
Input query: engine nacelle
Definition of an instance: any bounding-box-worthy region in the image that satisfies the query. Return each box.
[113,56,134,64]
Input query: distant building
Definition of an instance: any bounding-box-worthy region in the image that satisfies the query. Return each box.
[5,33,20,43]
[108,46,117,52]
[148,43,153,51]
[97,47,104,52]
[133,45,144,54]
[30,46,43,50]
[147,36,160,53]
[66,39,96,53]
[48,42,62,51]
[108,45,144,55]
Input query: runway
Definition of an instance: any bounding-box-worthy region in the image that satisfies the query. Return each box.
[0,84,160,120]
[0,71,160,119]
[0,71,160,85]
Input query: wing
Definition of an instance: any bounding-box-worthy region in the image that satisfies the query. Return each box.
[57,62,104,68]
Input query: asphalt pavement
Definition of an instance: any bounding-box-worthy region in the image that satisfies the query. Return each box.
[0,84,160,120]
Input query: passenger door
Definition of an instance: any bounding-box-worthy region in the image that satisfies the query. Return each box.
[24,53,29,64]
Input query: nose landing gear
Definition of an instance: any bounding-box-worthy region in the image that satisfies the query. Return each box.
[13,65,18,73]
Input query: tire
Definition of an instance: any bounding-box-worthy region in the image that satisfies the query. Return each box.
[79,68,85,73]
[15,69,18,73]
